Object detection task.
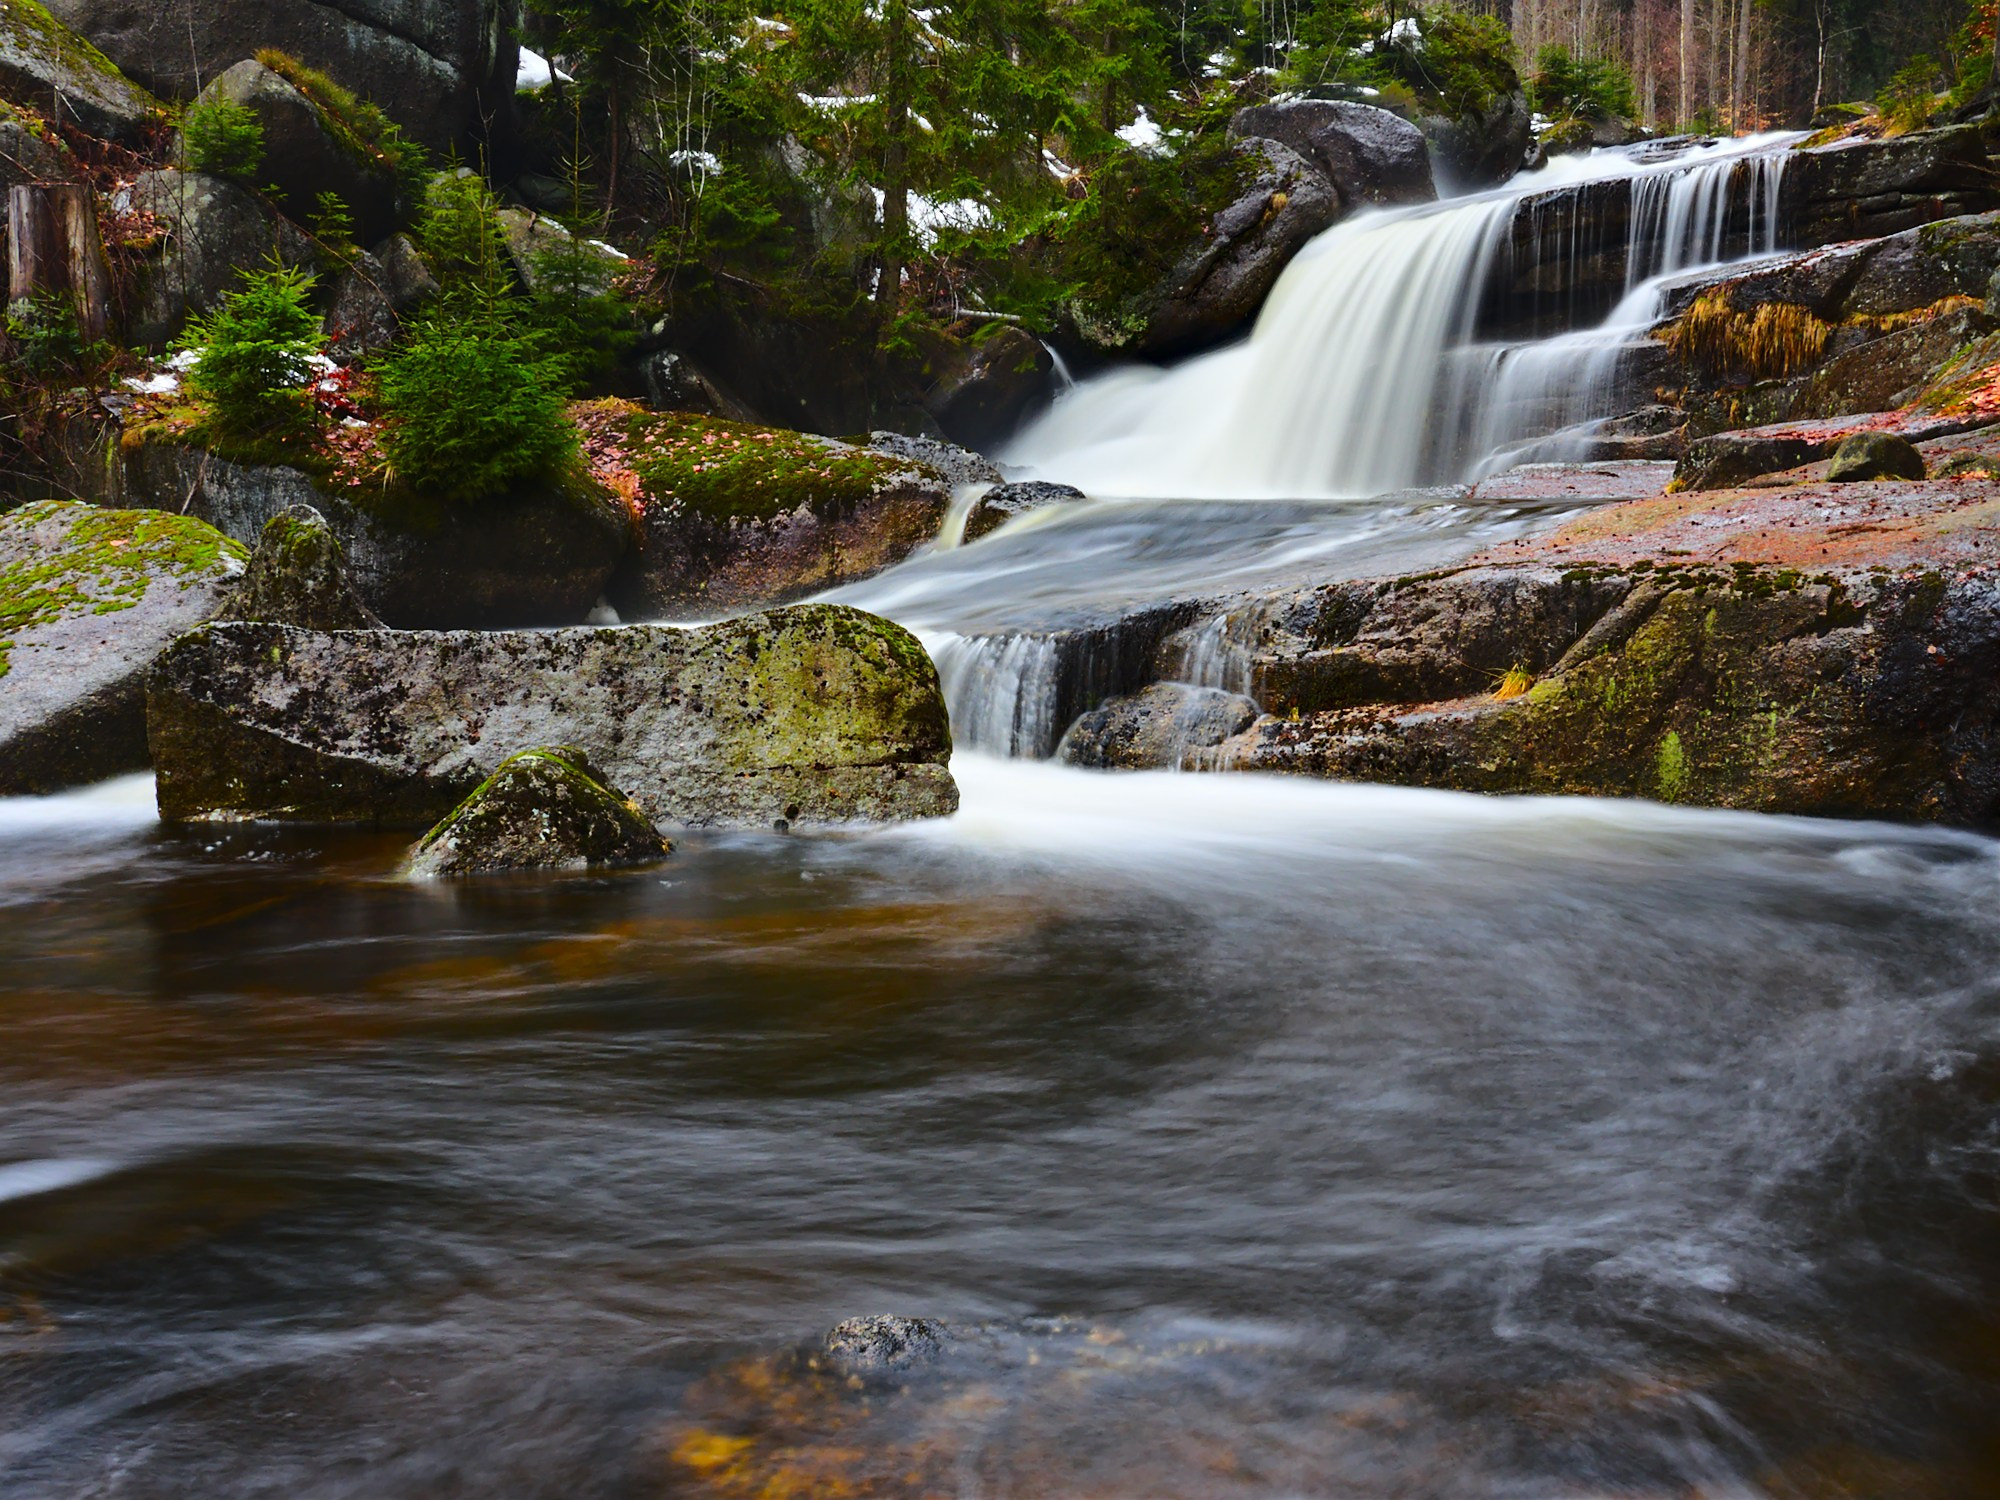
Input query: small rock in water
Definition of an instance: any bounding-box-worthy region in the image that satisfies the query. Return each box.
[821,1315,945,1377]
[1827,431,1926,483]
[964,481,1087,542]
[230,505,382,630]
[403,747,671,878]
[1060,682,1263,770]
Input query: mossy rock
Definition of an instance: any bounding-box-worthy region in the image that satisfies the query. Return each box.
[1,498,244,794]
[611,406,950,616]
[228,503,382,629]
[403,747,672,877]
[1827,431,1926,481]
[146,606,958,829]
[0,0,162,143]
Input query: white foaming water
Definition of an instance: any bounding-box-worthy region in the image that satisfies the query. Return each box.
[1005,134,1801,499]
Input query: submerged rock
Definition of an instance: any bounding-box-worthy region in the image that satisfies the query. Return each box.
[820,1315,946,1378]
[0,500,245,795]
[228,504,382,630]
[963,481,1087,542]
[146,604,958,829]
[1059,683,1263,771]
[403,747,671,877]
[609,409,950,616]
[1827,431,1926,482]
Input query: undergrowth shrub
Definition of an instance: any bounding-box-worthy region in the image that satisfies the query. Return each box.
[178,264,323,450]
[182,94,265,183]
[1876,54,1945,133]
[374,309,578,500]
[1528,44,1636,121]
[418,171,515,295]
[524,237,637,392]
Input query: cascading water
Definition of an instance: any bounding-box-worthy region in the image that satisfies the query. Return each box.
[1004,133,1802,499]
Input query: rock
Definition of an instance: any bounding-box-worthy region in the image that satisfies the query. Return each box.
[43,0,517,155]
[324,246,400,359]
[495,208,621,293]
[228,504,382,629]
[643,349,752,420]
[402,746,671,877]
[1058,682,1263,770]
[0,0,161,142]
[963,481,1086,542]
[1827,431,1926,482]
[867,431,1002,487]
[607,409,951,616]
[374,232,439,308]
[820,1316,945,1378]
[1131,137,1340,357]
[0,112,72,190]
[0,499,244,795]
[183,60,400,242]
[1418,86,1533,190]
[145,605,959,829]
[117,169,318,347]
[116,437,627,628]
[1229,99,1435,208]
[1782,124,1999,245]
[1672,431,1826,491]
[922,325,1058,449]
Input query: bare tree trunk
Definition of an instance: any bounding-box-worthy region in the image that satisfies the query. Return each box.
[7,184,59,306]
[54,185,110,344]
[1680,0,1694,124]
[1732,0,1752,131]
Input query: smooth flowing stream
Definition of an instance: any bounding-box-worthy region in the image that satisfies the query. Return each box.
[9,133,2000,1499]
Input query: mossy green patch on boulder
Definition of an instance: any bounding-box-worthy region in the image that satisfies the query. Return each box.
[403,747,671,877]
[147,605,957,829]
[228,503,382,629]
[0,0,162,142]
[1827,431,1927,482]
[606,404,950,616]
[1,499,244,793]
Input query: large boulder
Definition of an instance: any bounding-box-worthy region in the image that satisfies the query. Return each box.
[602,408,951,617]
[145,605,960,829]
[42,0,516,155]
[228,504,382,628]
[0,108,74,191]
[1782,125,1999,245]
[921,325,1059,449]
[1228,99,1435,208]
[0,499,244,794]
[402,746,671,877]
[116,438,628,628]
[1071,136,1341,358]
[0,0,161,142]
[185,59,401,242]
[116,169,318,347]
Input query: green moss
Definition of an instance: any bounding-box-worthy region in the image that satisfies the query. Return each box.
[254,48,426,199]
[1654,729,1688,800]
[0,501,245,678]
[627,410,941,525]
[1,0,154,104]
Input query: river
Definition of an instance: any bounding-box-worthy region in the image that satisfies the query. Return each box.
[5,135,2000,1498]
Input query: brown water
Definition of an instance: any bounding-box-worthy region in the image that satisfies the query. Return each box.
[5,759,2000,1498]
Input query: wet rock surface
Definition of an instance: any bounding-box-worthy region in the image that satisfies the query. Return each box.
[819,1316,946,1378]
[1828,431,1927,482]
[0,499,245,795]
[227,504,382,630]
[920,325,1060,449]
[867,431,1003,488]
[1059,682,1262,770]
[146,604,959,829]
[963,481,1087,542]
[402,746,671,877]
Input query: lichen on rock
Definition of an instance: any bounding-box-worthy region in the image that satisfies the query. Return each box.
[228,503,383,629]
[402,746,671,878]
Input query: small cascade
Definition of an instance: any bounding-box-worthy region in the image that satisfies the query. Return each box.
[1006,133,1801,500]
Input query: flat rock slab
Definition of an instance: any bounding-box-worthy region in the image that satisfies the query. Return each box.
[147,604,958,830]
[1477,477,2000,572]
[1,500,244,795]
[1467,461,1676,502]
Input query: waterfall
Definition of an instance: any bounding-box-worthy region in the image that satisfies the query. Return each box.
[1005,133,1801,500]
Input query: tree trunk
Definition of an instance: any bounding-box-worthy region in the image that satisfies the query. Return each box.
[1679,0,1693,124]
[1732,0,1752,131]
[878,0,910,313]
[54,184,109,344]
[7,184,60,307]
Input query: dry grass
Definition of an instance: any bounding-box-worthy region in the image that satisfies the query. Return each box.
[1663,292,1833,382]
[1493,665,1535,701]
